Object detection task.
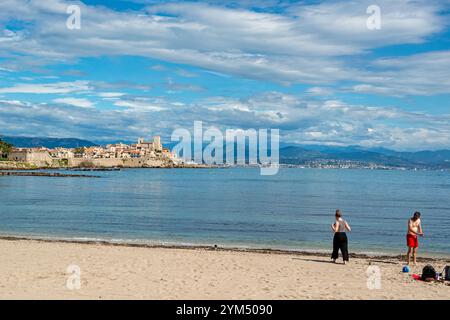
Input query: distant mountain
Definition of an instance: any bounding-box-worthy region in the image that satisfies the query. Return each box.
[372,148,450,166]
[165,141,450,168]
[1,136,98,148]
[279,145,450,169]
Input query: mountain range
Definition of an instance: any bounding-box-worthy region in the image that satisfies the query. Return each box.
[1,136,98,149]
[279,145,450,169]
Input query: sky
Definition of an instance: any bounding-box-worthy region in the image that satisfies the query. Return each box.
[0,0,449,151]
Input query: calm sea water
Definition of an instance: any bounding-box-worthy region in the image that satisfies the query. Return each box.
[0,168,449,256]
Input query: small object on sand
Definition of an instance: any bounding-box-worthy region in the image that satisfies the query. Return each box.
[412,274,421,281]
[402,265,410,273]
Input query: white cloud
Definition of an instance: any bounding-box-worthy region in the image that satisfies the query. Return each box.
[1,93,449,150]
[0,66,15,72]
[98,92,126,98]
[114,98,167,111]
[0,81,91,94]
[0,0,447,91]
[351,51,450,96]
[306,87,334,96]
[176,69,197,78]
[53,97,95,108]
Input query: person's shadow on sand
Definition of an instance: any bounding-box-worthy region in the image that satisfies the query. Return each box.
[292,257,343,264]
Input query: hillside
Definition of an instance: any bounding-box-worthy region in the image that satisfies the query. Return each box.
[1,136,98,149]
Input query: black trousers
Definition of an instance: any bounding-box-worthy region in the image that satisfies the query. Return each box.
[332,232,349,261]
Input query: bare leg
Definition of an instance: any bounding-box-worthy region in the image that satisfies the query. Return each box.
[406,247,411,265]
[413,247,418,265]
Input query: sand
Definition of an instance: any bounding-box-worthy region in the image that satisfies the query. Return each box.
[0,238,448,300]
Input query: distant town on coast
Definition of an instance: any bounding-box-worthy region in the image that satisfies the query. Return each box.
[0,136,189,169]
[1,135,449,170]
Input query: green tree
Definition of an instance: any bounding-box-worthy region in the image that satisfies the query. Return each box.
[0,138,13,159]
[74,147,86,155]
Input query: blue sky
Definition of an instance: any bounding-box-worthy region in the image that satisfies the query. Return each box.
[0,0,449,150]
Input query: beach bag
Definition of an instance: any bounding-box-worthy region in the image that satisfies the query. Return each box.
[421,265,436,281]
[444,266,450,281]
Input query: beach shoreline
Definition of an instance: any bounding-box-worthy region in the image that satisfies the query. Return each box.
[1,234,449,263]
[1,238,449,300]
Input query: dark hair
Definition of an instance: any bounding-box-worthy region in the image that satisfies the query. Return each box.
[412,211,421,220]
[335,209,342,218]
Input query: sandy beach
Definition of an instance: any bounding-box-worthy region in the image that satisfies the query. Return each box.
[0,238,448,300]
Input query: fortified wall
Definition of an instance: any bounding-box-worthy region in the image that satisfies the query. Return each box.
[67,157,173,168]
[8,149,54,167]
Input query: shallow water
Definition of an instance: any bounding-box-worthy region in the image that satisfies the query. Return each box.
[0,168,449,256]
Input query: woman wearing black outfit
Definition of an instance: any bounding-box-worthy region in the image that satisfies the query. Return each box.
[331,209,351,264]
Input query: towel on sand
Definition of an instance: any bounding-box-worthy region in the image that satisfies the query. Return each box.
[412,274,422,281]
[412,274,437,282]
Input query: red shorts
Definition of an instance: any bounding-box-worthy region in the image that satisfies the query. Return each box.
[407,234,418,248]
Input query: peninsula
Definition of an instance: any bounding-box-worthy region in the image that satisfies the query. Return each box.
[0,136,202,169]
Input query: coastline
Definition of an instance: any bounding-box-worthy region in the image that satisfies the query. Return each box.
[1,163,449,171]
[1,237,449,299]
[0,171,100,177]
[1,234,448,263]
[0,163,214,170]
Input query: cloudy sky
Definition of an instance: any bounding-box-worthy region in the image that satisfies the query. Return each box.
[0,0,449,150]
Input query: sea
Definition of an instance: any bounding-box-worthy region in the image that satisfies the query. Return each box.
[0,168,449,256]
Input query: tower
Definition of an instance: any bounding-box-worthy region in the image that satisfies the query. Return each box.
[153,136,162,151]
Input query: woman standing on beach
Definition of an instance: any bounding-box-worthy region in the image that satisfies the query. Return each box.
[331,209,351,264]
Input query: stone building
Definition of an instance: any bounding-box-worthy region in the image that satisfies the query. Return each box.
[49,148,74,159]
[8,148,54,166]
[135,136,162,153]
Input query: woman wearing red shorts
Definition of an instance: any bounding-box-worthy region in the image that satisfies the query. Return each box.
[406,211,424,265]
